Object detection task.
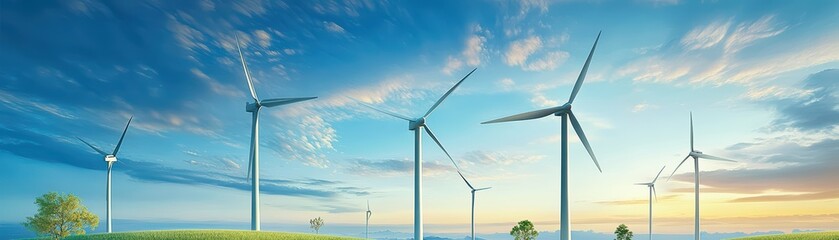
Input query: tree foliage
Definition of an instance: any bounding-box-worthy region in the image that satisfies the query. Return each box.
[510,220,539,240]
[614,224,633,240]
[309,217,324,234]
[23,192,99,239]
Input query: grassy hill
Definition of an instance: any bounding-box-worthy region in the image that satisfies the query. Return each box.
[62,230,361,240]
[730,231,839,240]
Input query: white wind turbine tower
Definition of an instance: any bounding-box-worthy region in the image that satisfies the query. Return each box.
[634,165,666,240]
[482,32,602,240]
[667,112,737,240]
[76,116,133,233]
[457,171,491,240]
[354,68,476,240]
[235,35,317,231]
[365,200,372,239]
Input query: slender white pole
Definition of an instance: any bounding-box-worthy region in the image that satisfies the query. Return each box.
[471,191,476,240]
[649,186,652,240]
[560,113,570,240]
[106,163,112,233]
[251,109,261,231]
[694,156,700,240]
[414,128,423,240]
[365,217,369,239]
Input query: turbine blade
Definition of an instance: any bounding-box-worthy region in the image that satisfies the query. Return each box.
[696,153,737,162]
[568,111,601,172]
[112,116,133,156]
[260,97,317,107]
[653,186,658,202]
[236,34,259,101]
[457,171,475,190]
[568,31,601,104]
[423,125,460,171]
[652,165,666,184]
[634,183,651,185]
[423,68,477,118]
[350,97,413,121]
[481,105,565,124]
[367,200,370,211]
[475,187,492,191]
[668,154,691,181]
[77,137,108,156]
[690,112,694,151]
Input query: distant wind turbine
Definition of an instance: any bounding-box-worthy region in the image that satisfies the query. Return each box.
[457,171,491,240]
[365,200,372,239]
[481,32,602,240]
[235,35,317,231]
[353,67,476,240]
[667,112,737,240]
[634,165,666,240]
[77,116,133,233]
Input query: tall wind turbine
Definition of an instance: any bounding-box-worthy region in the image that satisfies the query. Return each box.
[235,35,317,231]
[354,68,476,240]
[365,200,372,239]
[481,32,602,240]
[457,171,491,240]
[634,165,666,240]
[667,112,737,240]
[77,116,133,233]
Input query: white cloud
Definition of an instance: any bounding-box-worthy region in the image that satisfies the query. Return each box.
[323,21,346,34]
[463,35,485,66]
[253,29,271,48]
[631,103,658,113]
[232,0,269,17]
[724,15,787,54]
[745,85,814,101]
[681,20,731,51]
[461,150,545,166]
[190,68,242,97]
[498,78,516,91]
[441,56,463,75]
[619,15,809,86]
[273,115,336,168]
[530,92,559,107]
[505,36,542,66]
[167,14,209,53]
[440,25,488,74]
[523,51,569,71]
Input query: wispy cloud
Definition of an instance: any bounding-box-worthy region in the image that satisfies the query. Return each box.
[323,21,347,34]
[461,150,545,166]
[344,158,455,177]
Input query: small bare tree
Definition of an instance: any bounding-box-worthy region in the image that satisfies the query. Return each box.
[309,217,324,234]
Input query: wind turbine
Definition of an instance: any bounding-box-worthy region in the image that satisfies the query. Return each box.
[353,67,476,240]
[365,200,372,239]
[76,116,133,233]
[457,171,491,240]
[481,31,602,240]
[235,35,317,231]
[667,112,737,240]
[634,165,666,240]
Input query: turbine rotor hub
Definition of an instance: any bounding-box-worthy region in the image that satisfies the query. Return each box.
[246,102,260,112]
[408,117,426,130]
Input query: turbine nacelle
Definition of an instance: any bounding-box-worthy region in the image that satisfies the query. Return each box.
[105,155,117,162]
[552,103,572,116]
[408,117,426,130]
[690,150,703,156]
[246,102,260,112]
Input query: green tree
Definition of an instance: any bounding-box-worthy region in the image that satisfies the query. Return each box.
[614,224,633,240]
[510,220,538,240]
[23,192,99,239]
[309,217,324,234]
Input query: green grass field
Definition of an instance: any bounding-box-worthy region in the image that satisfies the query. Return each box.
[62,230,361,240]
[731,231,839,240]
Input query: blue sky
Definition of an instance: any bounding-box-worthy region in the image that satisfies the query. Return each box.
[2,0,839,238]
